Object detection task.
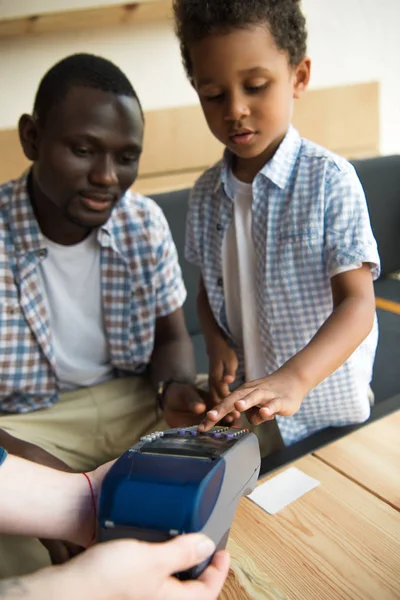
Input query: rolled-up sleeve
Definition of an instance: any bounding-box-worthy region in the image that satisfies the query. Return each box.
[323,165,380,280]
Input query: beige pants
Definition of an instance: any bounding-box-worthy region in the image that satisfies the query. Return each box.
[0,376,167,578]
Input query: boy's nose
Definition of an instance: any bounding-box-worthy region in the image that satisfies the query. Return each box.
[224,94,251,122]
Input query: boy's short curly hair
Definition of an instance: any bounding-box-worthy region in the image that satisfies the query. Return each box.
[173,0,308,79]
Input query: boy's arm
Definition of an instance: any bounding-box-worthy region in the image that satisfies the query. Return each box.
[199,263,375,429]
[197,276,238,403]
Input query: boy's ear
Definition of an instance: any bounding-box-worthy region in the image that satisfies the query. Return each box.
[18,114,41,162]
[293,57,311,99]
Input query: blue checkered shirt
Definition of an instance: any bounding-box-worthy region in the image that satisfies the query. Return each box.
[185,125,380,445]
[0,172,186,413]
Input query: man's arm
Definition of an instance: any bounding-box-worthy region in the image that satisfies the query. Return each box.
[150,307,197,387]
[149,308,207,427]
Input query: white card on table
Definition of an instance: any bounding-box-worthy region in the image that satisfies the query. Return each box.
[247,466,320,514]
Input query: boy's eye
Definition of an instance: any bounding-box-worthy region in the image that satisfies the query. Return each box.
[245,83,268,94]
[204,92,225,102]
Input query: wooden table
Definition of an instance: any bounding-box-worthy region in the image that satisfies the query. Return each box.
[221,412,400,599]
[315,410,400,511]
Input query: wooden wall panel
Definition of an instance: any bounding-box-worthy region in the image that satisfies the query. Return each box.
[0,2,172,38]
[0,82,379,194]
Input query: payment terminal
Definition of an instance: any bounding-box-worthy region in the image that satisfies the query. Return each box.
[97,425,261,579]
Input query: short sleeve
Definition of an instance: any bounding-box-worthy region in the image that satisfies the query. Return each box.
[0,447,7,466]
[324,165,380,280]
[153,208,187,318]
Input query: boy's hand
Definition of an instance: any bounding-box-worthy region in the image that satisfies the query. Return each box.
[198,370,307,431]
[207,335,241,425]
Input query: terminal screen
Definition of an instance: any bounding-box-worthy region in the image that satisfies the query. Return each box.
[140,433,237,459]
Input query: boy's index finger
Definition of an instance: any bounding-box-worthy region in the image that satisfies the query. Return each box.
[198,387,249,431]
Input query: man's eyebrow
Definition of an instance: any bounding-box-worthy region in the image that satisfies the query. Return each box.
[197,67,271,87]
[66,133,142,152]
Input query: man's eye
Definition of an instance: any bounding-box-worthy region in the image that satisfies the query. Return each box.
[73,147,91,157]
[119,154,139,165]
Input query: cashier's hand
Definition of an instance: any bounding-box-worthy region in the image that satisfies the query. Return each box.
[198,369,306,431]
[42,534,230,600]
[162,382,209,428]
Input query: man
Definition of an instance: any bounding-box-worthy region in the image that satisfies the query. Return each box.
[0,53,206,577]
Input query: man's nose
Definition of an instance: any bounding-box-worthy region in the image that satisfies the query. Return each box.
[224,92,250,122]
[89,154,118,187]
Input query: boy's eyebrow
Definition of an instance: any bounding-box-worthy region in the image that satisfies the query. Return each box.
[238,66,272,76]
[197,66,271,87]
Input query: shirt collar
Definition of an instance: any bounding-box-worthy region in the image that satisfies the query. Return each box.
[217,124,302,193]
[9,170,45,255]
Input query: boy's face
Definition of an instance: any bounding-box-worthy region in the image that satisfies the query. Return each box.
[190,26,310,181]
[19,85,143,233]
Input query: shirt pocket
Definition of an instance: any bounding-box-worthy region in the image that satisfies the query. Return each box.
[277,227,321,248]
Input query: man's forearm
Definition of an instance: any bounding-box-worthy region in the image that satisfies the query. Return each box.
[149,335,197,389]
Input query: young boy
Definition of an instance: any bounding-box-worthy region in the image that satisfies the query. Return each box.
[173,0,380,446]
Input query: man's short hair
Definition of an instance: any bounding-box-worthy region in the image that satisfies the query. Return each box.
[33,53,143,124]
[173,0,308,80]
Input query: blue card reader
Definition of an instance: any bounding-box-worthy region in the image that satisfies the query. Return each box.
[97,425,261,579]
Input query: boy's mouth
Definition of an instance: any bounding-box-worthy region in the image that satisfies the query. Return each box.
[229,129,257,146]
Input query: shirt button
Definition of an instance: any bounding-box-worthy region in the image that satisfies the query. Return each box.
[217,277,223,287]
[37,249,47,259]
[216,223,223,232]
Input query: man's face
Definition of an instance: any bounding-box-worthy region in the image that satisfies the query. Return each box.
[25,85,144,231]
[190,26,310,180]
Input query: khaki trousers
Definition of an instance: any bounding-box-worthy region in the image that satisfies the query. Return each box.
[0,376,167,578]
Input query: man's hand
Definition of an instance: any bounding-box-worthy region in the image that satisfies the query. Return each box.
[162,382,208,428]
[198,369,307,431]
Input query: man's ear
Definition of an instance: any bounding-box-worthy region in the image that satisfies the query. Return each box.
[18,114,40,161]
[293,57,311,99]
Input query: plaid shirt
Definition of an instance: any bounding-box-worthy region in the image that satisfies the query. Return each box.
[0,172,186,413]
[185,125,380,445]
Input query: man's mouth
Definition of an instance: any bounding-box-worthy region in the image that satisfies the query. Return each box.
[229,129,257,146]
[78,192,115,212]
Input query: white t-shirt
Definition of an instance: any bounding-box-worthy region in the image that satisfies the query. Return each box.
[222,170,266,382]
[37,231,113,390]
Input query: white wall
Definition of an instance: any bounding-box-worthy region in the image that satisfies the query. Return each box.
[0,0,399,154]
